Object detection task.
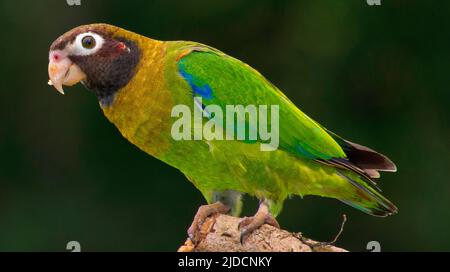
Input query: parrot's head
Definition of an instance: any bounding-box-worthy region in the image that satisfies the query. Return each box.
[48,23,141,102]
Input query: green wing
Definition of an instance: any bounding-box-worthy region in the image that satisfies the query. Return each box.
[177,45,346,160]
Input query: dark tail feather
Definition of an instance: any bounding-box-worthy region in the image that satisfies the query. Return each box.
[326,130,397,177]
[342,140,397,172]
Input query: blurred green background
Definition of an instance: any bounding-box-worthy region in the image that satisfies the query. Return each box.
[0,0,449,251]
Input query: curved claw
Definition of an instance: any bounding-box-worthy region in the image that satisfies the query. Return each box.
[238,202,280,244]
[187,202,230,244]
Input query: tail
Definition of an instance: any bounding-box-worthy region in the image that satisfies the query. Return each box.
[337,171,398,217]
[326,129,397,179]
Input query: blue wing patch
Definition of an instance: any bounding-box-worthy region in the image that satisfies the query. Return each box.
[178,59,213,100]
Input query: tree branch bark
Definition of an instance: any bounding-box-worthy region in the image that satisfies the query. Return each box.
[178,214,347,252]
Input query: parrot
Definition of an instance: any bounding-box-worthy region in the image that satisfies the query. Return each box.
[48,23,397,242]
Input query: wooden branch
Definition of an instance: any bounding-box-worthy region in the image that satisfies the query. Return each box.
[178,214,347,252]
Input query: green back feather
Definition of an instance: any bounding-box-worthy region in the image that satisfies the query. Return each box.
[177,47,346,161]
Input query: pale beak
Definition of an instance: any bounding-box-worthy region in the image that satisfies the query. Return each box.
[48,50,86,95]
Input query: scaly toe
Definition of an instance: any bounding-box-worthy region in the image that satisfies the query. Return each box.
[239,214,280,244]
[238,217,266,244]
[187,202,230,243]
[264,214,280,229]
[237,216,254,230]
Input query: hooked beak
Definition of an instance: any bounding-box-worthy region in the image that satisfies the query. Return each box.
[48,50,86,95]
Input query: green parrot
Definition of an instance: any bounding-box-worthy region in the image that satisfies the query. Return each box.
[48,24,397,241]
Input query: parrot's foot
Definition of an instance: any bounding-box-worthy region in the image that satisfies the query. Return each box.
[187,201,230,243]
[238,201,280,244]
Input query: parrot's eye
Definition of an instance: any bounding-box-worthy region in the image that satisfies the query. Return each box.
[81,36,96,49]
[72,32,104,56]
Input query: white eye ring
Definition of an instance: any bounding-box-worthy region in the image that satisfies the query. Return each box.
[68,32,105,56]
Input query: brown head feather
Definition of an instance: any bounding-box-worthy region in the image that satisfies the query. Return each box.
[50,24,141,105]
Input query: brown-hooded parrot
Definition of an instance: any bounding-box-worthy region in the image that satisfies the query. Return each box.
[48,24,397,242]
